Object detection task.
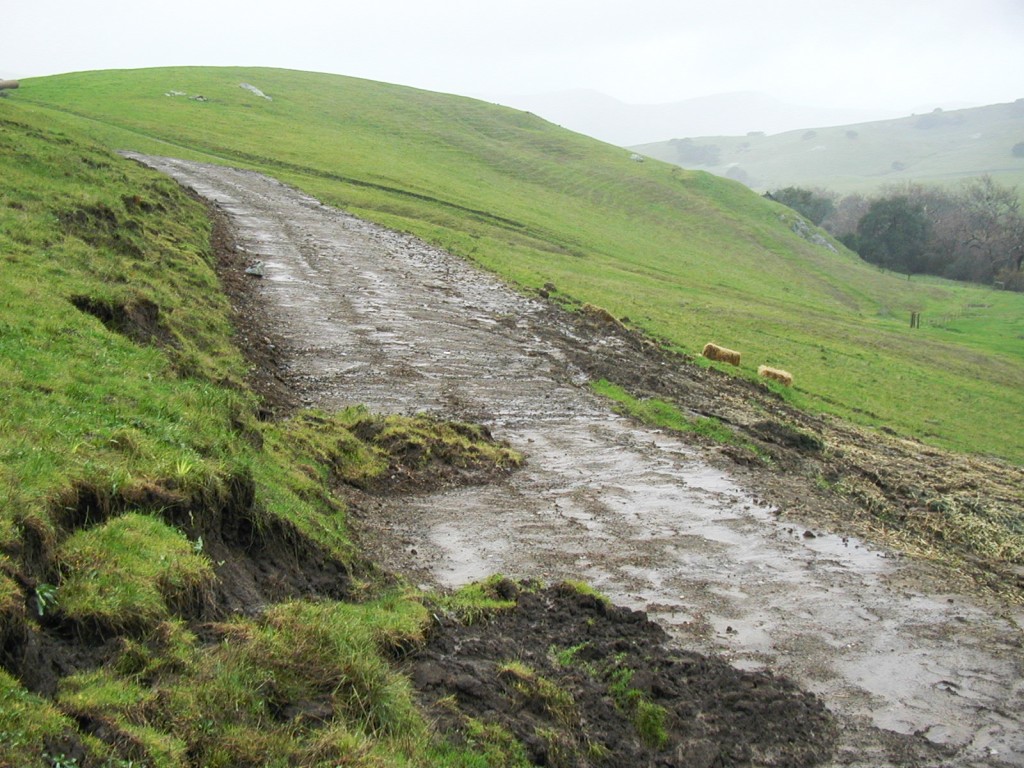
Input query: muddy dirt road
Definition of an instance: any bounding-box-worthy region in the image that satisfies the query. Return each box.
[130,154,1023,767]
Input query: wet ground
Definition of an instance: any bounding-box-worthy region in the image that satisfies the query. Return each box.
[129,154,1024,767]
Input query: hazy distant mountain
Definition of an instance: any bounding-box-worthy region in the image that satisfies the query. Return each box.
[631,100,1024,193]
[491,89,903,146]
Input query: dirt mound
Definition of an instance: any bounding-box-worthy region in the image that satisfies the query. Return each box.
[411,581,837,767]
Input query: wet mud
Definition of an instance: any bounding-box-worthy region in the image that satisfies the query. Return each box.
[129,154,1024,767]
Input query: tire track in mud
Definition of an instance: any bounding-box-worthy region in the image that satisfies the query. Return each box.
[130,154,1024,767]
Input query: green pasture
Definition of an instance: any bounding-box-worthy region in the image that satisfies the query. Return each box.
[11,67,1023,462]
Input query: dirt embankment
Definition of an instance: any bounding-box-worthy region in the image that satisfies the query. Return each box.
[137,154,1024,767]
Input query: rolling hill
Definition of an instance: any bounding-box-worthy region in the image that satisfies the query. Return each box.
[490,89,903,146]
[2,65,1024,768]
[632,99,1024,193]
[8,66,1023,463]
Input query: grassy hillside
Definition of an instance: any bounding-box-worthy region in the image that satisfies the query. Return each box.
[12,66,1022,464]
[0,103,532,767]
[632,100,1024,194]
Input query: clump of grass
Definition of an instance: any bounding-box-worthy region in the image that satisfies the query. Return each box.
[556,579,611,608]
[434,575,529,625]
[551,644,669,750]
[56,513,215,633]
[550,641,590,668]
[57,668,191,766]
[161,598,429,765]
[496,661,608,767]
[344,410,523,477]
[0,569,24,620]
[0,670,79,768]
[605,663,669,749]
[262,408,387,489]
[497,661,578,729]
[591,378,754,451]
[251,598,428,738]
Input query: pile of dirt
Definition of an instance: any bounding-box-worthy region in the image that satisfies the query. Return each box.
[411,580,838,768]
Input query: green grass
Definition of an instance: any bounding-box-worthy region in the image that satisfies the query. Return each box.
[434,575,528,625]
[1,65,1022,766]
[50,597,434,767]
[56,513,215,632]
[10,66,1023,464]
[606,663,669,749]
[551,644,670,751]
[590,378,760,453]
[0,670,78,768]
[497,661,578,728]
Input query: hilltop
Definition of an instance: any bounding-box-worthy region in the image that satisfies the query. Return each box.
[632,99,1024,193]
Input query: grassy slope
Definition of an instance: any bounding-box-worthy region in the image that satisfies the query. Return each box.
[12,67,1024,464]
[0,102,524,767]
[633,100,1024,193]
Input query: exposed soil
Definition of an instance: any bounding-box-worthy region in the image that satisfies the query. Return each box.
[414,580,837,767]
[130,154,1024,767]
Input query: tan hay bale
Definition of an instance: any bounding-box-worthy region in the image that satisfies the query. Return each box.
[702,342,741,366]
[581,303,624,328]
[758,365,793,386]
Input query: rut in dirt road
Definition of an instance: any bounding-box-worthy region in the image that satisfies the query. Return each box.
[129,154,1024,767]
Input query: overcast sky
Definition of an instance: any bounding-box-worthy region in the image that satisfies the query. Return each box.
[5,0,1023,113]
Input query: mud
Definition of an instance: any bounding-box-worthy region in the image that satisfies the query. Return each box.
[129,154,1024,767]
[414,580,837,767]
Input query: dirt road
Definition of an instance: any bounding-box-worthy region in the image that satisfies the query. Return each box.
[130,154,1024,767]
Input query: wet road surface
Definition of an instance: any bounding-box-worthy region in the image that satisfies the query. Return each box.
[129,154,1024,767]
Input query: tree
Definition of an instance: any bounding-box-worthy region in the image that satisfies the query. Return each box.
[822,193,869,239]
[955,175,1024,281]
[766,186,835,226]
[814,178,1024,289]
[855,196,931,275]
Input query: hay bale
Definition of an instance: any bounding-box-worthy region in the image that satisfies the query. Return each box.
[758,365,793,386]
[702,342,741,366]
[582,303,623,328]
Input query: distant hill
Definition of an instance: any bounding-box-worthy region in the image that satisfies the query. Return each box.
[493,89,902,146]
[631,100,1024,193]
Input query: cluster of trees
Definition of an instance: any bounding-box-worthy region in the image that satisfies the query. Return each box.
[767,177,1024,289]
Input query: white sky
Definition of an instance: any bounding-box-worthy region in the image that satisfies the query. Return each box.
[4,0,1023,112]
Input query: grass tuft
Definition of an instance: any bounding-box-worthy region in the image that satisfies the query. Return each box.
[590,378,760,454]
[56,513,215,633]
